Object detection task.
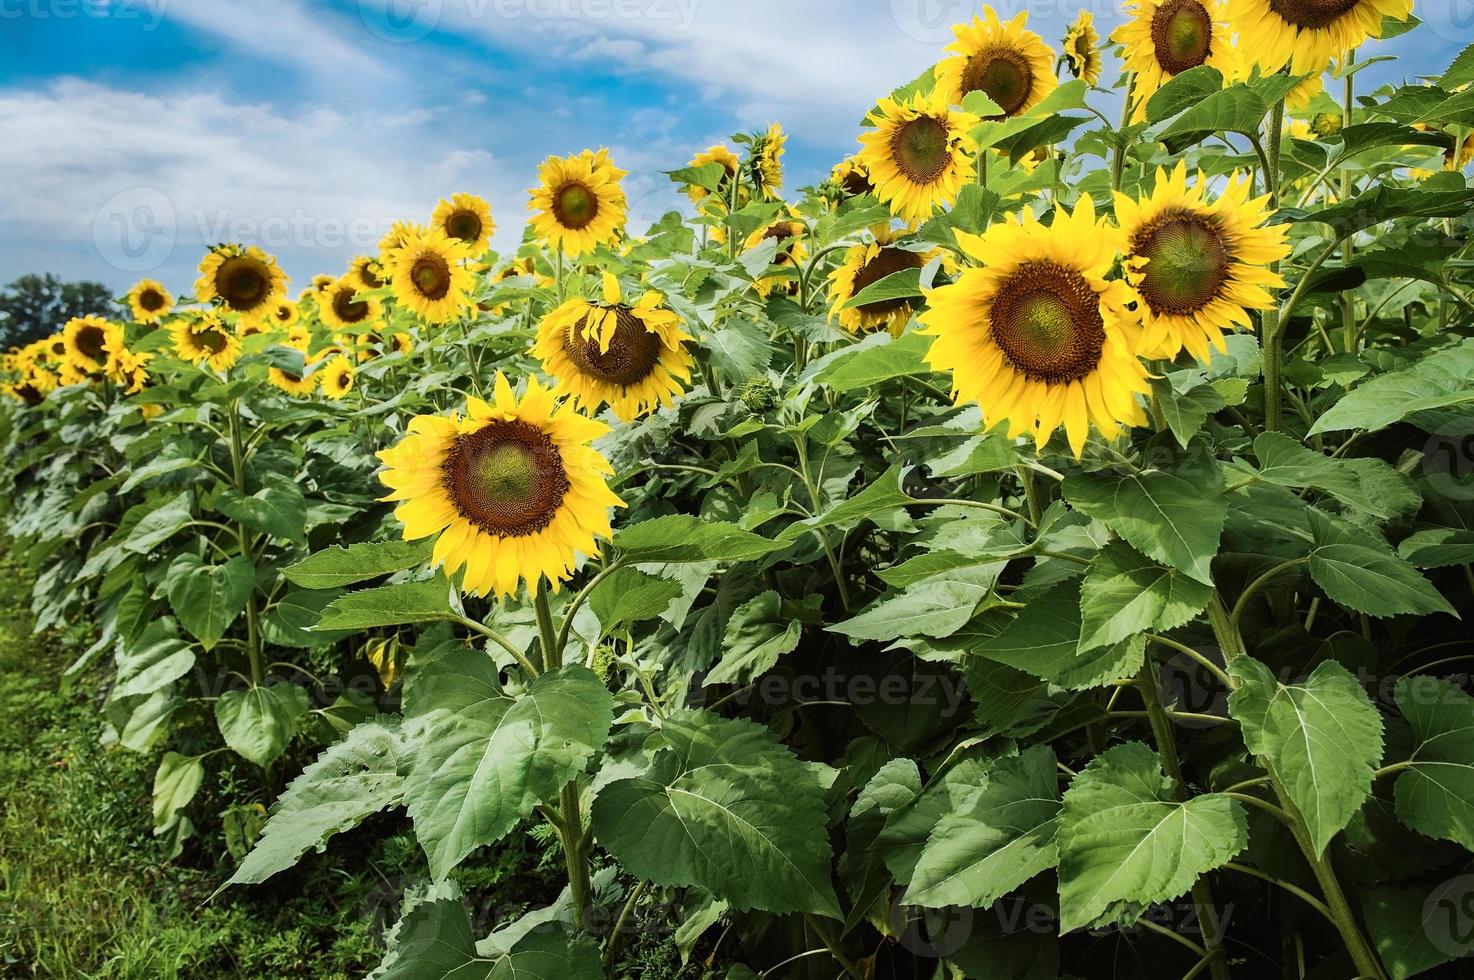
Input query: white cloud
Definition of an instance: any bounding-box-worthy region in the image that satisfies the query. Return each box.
[159,0,389,81]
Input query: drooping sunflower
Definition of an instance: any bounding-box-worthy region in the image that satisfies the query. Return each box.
[268,366,317,396]
[828,154,875,200]
[171,313,242,372]
[63,316,123,374]
[285,323,312,353]
[1116,162,1292,363]
[320,355,356,399]
[126,279,174,325]
[684,144,740,204]
[528,149,628,257]
[376,372,624,599]
[858,89,980,226]
[319,277,385,332]
[237,320,269,339]
[827,227,939,337]
[271,299,300,328]
[753,123,786,201]
[348,255,386,292]
[310,273,336,296]
[195,244,289,325]
[1285,73,1325,113]
[920,195,1152,458]
[432,193,495,254]
[1063,10,1103,86]
[1115,0,1240,120]
[742,216,809,298]
[935,9,1058,118]
[108,348,152,394]
[387,229,476,325]
[533,273,694,422]
[392,332,415,356]
[1228,0,1412,75]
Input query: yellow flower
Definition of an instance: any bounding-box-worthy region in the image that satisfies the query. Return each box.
[935,8,1058,118]
[742,216,809,299]
[1229,0,1413,75]
[269,366,317,396]
[126,279,174,324]
[376,372,624,599]
[754,123,786,201]
[533,273,694,422]
[171,313,242,372]
[685,144,740,203]
[377,220,428,265]
[1064,10,1103,86]
[285,323,312,353]
[392,332,415,356]
[828,227,939,337]
[858,88,980,226]
[828,155,875,200]
[388,229,476,325]
[271,299,301,329]
[1114,0,1240,121]
[195,244,289,325]
[528,149,629,257]
[920,195,1151,458]
[320,355,356,399]
[319,277,385,332]
[347,255,386,292]
[108,348,153,394]
[63,316,123,374]
[432,193,495,254]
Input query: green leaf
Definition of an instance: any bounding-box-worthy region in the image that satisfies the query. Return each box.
[124,491,193,553]
[227,717,405,886]
[1291,185,1474,239]
[373,898,601,980]
[904,746,1061,909]
[972,579,1145,690]
[704,319,772,384]
[1309,338,1474,434]
[592,710,840,917]
[613,515,786,563]
[1399,528,1474,569]
[1248,431,1412,520]
[589,567,684,633]
[165,553,254,651]
[1154,83,1269,140]
[1057,742,1247,932]
[260,588,356,648]
[215,683,311,767]
[215,481,307,543]
[112,617,196,701]
[402,656,613,879]
[1393,676,1474,851]
[779,463,915,543]
[705,591,807,686]
[1228,657,1383,855]
[829,564,1002,642]
[812,329,934,391]
[1309,543,1456,618]
[1078,542,1212,653]
[840,266,922,310]
[1363,884,1465,980]
[1152,374,1226,448]
[315,578,456,631]
[1064,467,1226,584]
[1145,65,1223,123]
[282,538,434,589]
[152,751,204,833]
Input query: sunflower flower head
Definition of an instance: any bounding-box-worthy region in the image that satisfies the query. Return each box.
[684,144,740,204]
[528,149,629,257]
[126,279,174,325]
[828,226,939,337]
[1228,0,1413,76]
[752,123,787,201]
[1064,10,1103,86]
[195,244,290,325]
[388,228,477,325]
[858,88,980,226]
[1114,0,1241,121]
[432,193,496,255]
[935,8,1058,118]
[320,354,356,399]
[320,276,386,332]
[62,315,124,375]
[171,312,242,372]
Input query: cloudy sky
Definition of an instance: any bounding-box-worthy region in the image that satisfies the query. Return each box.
[0,0,1461,296]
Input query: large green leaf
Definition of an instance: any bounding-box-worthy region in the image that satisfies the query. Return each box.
[613,515,786,563]
[215,682,312,767]
[704,319,772,384]
[1228,657,1383,855]
[1363,884,1465,980]
[705,591,809,686]
[1309,542,1455,618]
[592,710,840,917]
[401,656,613,879]
[112,617,195,700]
[165,553,254,650]
[811,329,934,391]
[588,566,684,634]
[1064,467,1225,584]
[904,745,1060,909]
[124,491,194,553]
[282,538,434,589]
[215,480,307,543]
[152,751,204,834]
[972,579,1145,690]
[1393,676,1474,851]
[227,717,405,886]
[373,898,601,980]
[1078,542,1212,653]
[315,578,456,631]
[829,564,1002,643]
[1309,338,1474,434]
[1057,742,1247,932]
[1247,431,1411,520]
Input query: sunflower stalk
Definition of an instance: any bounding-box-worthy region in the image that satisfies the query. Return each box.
[226,398,264,687]
[1340,50,1357,354]
[1260,97,1287,432]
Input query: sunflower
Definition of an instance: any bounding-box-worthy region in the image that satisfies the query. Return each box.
[285,323,313,352]
[376,372,624,599]
[171,313,242,372]
[237,320,269,339]
[392,332,415,356]
[1116,162,1292,362]
[348,255,386,292]
[858,89,980,226]
[528,149,628,257]
[920,195,1152,458]
[126,279,174,324]
[828,155,875,200]
[320,355,356,399]
[753,123,786,201]
[742,216,809,298]
[684,144,741,204]
[319,277,385,332]
[935,9,1057,118]
[195,244,289,324]
[309,274,336,296]
[1063,10,1103,86]
[533,273,694,421]
[1229,0,1412,75]
[1285,73,1325,113]
[388,229,476,325]
[1114,0,1240,120]
[63,316,123,374]
[108,348,152,394]
[377,220,428,265]
[271,299,301,328]
[268,366,317,396]
[432,193,495,254]
[828,227,938,337]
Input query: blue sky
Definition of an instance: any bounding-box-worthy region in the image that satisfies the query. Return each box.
[0,0,1462,296]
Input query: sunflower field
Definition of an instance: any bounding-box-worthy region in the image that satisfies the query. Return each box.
[4,1,1474,977]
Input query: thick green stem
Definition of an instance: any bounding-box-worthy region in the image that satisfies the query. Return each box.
[559,780,593,931]
[534,579,560,671]
[227,400,264,686]
[1340,52,1358,355]
[1262,98,1287,432]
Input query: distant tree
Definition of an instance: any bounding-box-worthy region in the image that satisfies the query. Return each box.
[0,274,115,349]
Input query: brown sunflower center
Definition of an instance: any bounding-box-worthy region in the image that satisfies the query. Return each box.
[840,168,873,196]
[565,307,663,387]
[274,305,293,322]
[850,247,926,319]
[963,48,1035,117]
[74,325,107,362]
[443,420,570,538]
[333,287,371,324]
[1151,0,1213,75]
[411,255,451,301]
[1134,210,1231,315]
[139,289,165,312]
[445,210,483,243]
[198,327,228,354]
[1267,0,1361,28]
[890,116,952,184]
[14,383,42,406]
[990,261,1105,383]
[357,263,383,289]
[217,257,270,312]
[553,181,599,230]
